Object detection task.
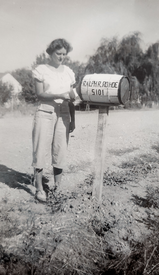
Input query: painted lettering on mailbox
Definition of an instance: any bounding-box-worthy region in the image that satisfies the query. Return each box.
[82,80,118,89]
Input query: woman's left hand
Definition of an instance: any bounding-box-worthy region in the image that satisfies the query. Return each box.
[69,121,75,133]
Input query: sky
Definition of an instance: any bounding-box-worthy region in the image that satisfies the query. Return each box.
[0,0,159,72]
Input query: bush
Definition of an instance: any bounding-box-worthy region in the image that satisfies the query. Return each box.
[0,81,13,105]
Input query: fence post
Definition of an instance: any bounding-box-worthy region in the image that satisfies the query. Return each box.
[92,106,109,202]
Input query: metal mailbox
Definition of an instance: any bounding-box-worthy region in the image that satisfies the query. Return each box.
[80,74,130,105]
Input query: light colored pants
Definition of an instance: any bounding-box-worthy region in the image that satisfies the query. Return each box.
[32,104,70,170]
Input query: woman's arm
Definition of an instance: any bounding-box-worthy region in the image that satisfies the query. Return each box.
[35,79,71,101]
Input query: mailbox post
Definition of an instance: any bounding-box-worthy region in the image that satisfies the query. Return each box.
[80,73,130,202]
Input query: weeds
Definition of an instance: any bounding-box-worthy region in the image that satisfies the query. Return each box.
[146,186,159,208]
[108,147,139,156]
[132,186,159,209]
[1,154,159,274]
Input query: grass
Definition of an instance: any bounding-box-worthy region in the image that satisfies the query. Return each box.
[132,186,159,209]
[108,147,139,156]
[0,150,159,274]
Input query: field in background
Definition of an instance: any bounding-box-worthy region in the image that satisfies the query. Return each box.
[0,107,159,274]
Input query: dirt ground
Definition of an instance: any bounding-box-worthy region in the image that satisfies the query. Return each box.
[0,107,159,272]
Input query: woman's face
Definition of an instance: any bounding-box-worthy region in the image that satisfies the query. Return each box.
[50,47,67,67]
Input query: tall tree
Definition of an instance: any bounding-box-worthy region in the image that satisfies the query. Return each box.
[146,42,159,100]
[134,42,159,101]
[32,52,50,68]
[85,37,119,74]
[116,32,143,76]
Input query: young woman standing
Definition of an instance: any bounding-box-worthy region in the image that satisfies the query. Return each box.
[32,38,78,202]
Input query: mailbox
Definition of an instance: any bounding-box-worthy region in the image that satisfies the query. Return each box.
[80,74,130,106]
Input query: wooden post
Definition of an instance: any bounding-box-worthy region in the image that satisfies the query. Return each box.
[85,103,90,111]
[92,106,109,203]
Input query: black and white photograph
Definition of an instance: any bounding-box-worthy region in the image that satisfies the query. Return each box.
[0,0,159,274]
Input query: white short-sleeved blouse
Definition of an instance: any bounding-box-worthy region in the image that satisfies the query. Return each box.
[32,64,77,111]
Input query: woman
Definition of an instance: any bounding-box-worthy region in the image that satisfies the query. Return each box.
[32,38,78,202]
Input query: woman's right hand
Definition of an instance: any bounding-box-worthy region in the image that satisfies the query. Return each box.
[59,92,70,101]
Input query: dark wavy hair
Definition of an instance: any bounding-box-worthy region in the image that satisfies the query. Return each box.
[46,38,73,55]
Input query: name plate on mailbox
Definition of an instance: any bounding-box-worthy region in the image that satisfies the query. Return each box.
[80,74,130,105]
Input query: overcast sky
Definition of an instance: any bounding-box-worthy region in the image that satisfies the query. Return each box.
[0,0,159,72]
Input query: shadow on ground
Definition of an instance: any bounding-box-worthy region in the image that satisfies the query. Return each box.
[131,194,153,208]
[132,185,159,209]
[0,164,36,195]
[131,188,159,231]
[0,163,51,197]
[0,164,50,196]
